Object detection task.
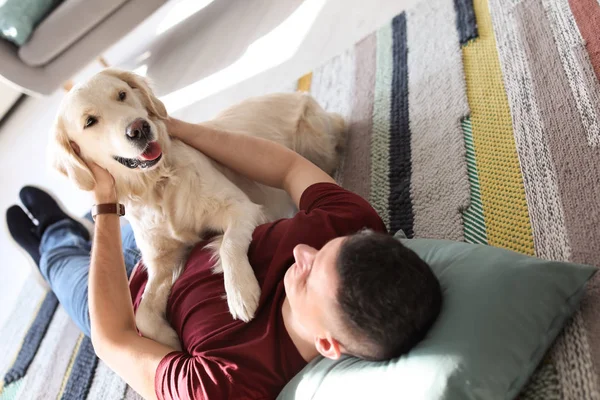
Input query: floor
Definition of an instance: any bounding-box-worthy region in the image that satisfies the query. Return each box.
[0,80,22,120]
[0,0,418,328]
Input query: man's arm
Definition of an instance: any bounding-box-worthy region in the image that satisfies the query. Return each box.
[167,119,336,207]
[89,213,174,400]
[90,213,249,400]
[86,165,175,400]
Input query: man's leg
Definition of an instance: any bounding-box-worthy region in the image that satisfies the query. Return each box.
[7,186,140,338]
[40,220,139,337]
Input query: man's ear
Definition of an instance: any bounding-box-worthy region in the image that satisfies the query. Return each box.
[103,68,168,120]
[314,334,342,360]
[50,118,95,191]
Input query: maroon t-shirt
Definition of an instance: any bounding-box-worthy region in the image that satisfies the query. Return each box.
[128,183,386,399]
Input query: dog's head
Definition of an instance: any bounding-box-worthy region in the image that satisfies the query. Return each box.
[50,69,170,193]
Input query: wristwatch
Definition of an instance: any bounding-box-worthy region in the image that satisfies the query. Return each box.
[91,203,125,221]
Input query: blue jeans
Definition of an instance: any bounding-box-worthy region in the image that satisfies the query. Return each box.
[39,219,141,337]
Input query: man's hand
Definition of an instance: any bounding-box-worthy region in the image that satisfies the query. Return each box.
[164,117,185,139]
[88,162,117,204]
[163,117,182,136]
[71,140,117,203]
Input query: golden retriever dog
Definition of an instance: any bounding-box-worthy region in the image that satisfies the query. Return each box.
[50,69,345,350]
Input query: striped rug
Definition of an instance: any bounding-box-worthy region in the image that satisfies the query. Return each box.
[1,0,599,398]
[0,281,142,400]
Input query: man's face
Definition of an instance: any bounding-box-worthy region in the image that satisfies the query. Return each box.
[283,237,346,343]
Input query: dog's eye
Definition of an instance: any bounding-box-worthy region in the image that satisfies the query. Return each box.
[84,116,97,129]
[118,91,127,101]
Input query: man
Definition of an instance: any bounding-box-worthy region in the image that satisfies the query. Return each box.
[6,118,442,399]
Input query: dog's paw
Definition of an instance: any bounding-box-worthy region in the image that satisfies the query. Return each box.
[136,302,182,351]
[224,262,261,322]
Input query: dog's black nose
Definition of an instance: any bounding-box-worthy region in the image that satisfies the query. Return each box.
[126,118,151,140]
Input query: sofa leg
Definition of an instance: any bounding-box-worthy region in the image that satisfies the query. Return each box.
[63,80,74,92]
[97,56,110,68]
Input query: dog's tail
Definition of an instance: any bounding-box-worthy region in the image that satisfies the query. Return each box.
[295,94,347,176]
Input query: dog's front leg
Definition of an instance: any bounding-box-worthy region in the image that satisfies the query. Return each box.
[135,249,185,350]
[214,203,265,322]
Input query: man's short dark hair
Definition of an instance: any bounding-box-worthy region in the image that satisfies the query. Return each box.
[335,230,442,361]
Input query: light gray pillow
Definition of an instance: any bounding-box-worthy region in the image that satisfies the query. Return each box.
[278,237,596,400]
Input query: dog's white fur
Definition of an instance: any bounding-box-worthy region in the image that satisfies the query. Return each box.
[50,69,345,349]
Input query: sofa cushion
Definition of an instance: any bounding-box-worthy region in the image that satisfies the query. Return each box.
[278,236,597,400]
[0,0,62,46]
[18,0,129,67]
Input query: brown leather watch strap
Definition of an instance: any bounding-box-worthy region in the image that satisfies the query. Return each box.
[91,203,125,221]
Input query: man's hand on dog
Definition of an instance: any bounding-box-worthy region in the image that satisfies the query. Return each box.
[164,117,183,139]
[88,162,117,204]
[71,140,117,204]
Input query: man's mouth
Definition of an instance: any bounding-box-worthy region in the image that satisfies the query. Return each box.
[113,141,163,169]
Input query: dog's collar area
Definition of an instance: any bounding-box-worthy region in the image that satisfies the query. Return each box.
[113,153,163,169]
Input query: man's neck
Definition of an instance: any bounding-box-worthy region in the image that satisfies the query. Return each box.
[281,297,319,362]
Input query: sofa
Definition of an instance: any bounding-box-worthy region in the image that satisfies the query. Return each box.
[0,0,167,96]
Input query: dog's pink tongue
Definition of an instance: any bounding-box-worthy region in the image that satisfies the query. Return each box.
[140,142,162,161]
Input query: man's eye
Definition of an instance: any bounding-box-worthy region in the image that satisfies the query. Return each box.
[118,91,127,101]
[85,116,97,128]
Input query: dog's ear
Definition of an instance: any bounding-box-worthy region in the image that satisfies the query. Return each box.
[104,68,168,120]
[50,118,95,191]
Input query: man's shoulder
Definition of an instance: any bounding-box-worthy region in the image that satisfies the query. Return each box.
[253,183,386,252]
[299,183,386,230]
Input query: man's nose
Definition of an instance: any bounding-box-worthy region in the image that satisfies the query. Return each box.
[126,118,151,141]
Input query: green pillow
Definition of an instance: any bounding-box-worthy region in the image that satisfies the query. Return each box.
[0,0,61,46]
[278,237,596,400]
